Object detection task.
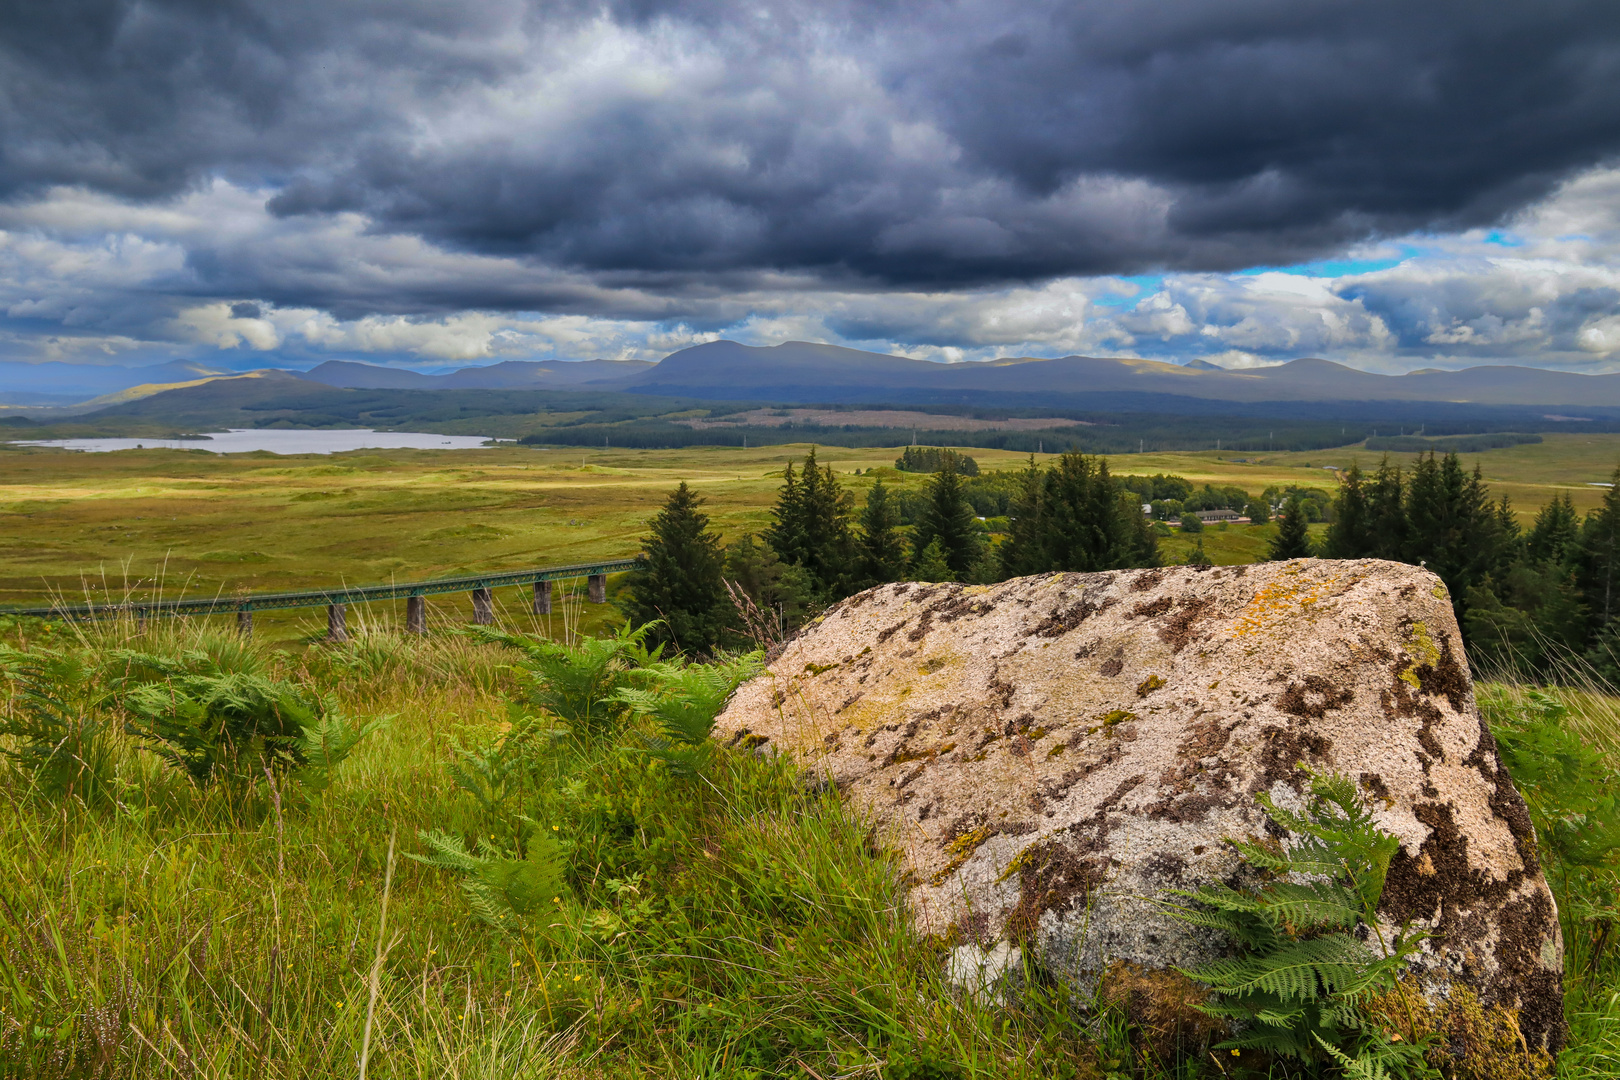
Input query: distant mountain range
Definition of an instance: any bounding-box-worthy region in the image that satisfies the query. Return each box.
[8,342,1620,414]
[609,341,1620,408]
[298,358,653,390]
[0,360,224,405]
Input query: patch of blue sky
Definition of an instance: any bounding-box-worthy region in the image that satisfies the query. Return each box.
[1235,255,1403,278]
[1482,229,1524,247]
[1089,273,1163,305]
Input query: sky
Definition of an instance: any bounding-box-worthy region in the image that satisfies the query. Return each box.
[3,1,1620,375]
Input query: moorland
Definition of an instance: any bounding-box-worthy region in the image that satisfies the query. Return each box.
[6,433,1620,637]
[5,432,1620,1077]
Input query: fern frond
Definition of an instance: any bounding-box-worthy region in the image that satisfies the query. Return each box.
[1183,931,1384,1003]
[1254,881,1363,932]
[405,829,482,873]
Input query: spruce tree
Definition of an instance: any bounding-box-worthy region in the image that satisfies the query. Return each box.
[1269,493,1314,560]
[998,456,1050,578]
[1365,457,1407,561]
[1322,461,1371,558]
[764,448,857,599]
[911,451,982,579]
[1043,453,1150,572]
[1527,492,1580,565]
[763,461,803,564]
[1404,453,1504,617]
[1577,467,1620,628]
[623,482,727,655]
[721,533,814,637]
[1124,489,1163,569]
[911,538,955,582]
[857,480,909,587]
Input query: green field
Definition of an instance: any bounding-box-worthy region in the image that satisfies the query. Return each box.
[6,434,1620,1076]
[6,435,1620,642]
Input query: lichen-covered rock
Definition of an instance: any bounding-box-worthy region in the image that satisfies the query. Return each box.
[713,560,1565,1051]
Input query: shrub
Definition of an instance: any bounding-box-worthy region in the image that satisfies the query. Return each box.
[613,652,763,777]
[104,646,372,791]
[469,622,660,740]
[0,648,112,805]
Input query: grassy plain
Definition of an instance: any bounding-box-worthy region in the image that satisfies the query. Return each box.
[5,434,1620,641]
[6,434,1620,1076]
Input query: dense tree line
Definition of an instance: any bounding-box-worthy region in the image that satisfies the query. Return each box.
[625,445,1620,684]
[623,448,1163,654]
[1322,454,1620,680]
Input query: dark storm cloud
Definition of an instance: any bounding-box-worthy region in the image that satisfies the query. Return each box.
[4,0,1620,313]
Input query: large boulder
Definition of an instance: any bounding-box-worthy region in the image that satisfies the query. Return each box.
[713,560,1565,1051]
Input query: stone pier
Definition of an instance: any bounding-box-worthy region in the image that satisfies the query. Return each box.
[326,603,347,643]
[587,573,607,604]
[533,580,552,615]
[406,595,427,635]
[236,610,252,637]
[472,587,495,625]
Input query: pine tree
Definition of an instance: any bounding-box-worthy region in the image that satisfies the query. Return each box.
[998,456,1050,578]
[1183,537,1211,567]
[623,482,728,655]
[1577,467,1620,629]
[1527,492,1580,565]
[1404,453,1505,618]
[1365,456,1407,561]
[1042,452,1138,571]
[1269,493,1314,560]
[763,448,857,599]
[910,538,955,582]
[911,451,982,579]
[857,480,909,587]
[1321,461,1371,558]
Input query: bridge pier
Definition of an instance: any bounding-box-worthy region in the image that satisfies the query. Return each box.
[406,595,427,635]
[472,587,494,625]
[327,603,348,643]
[588,573,606,604]
[533,580,552,615]
[237,610,252,637]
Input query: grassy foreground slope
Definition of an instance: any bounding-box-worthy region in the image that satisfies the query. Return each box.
[2,617,1620,1079]
[0,620,1108,1079]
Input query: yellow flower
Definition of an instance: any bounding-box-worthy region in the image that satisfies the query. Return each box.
[573,974,581,982]
[1231,1049,1240,1056]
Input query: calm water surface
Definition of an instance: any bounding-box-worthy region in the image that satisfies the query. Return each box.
[15,429,503,454]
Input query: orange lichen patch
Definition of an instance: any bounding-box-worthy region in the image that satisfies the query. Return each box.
[1227,572,1340,639]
